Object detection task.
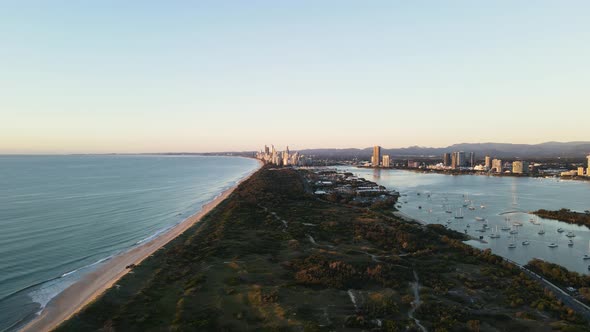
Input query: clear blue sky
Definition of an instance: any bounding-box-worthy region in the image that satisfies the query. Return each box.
[1,1,589,153]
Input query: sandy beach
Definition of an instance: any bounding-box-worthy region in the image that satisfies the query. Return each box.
[22,161,262,332]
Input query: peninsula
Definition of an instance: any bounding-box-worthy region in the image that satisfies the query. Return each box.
[53,166,589,331]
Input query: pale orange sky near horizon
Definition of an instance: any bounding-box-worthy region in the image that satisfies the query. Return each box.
[2,1,589,154]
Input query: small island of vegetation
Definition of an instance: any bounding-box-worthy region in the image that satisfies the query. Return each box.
[532,209,590,228]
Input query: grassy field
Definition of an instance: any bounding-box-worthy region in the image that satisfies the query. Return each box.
[56,166,590,331]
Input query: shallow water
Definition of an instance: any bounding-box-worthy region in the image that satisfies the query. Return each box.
[339,167,590,275]
[0,155,259,331]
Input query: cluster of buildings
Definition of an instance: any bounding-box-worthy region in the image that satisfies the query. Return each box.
[358,144,590,179]
[256,145,301,166]
[561,155,590,177]
[370,146,391,167]
[442,151,476,169]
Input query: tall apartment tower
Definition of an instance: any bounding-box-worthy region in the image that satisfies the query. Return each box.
[485,156,491,169]
[443,153,451,167]
[451,153,458,169]
[587,155,590,173]
[372,146,382,167]
[457,151,466,167]
[512,161,529,174]
[382,155,391,167]
[492,159,503,173]
[469,152,475,167]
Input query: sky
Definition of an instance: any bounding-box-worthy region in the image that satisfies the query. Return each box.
[1,1,589,153]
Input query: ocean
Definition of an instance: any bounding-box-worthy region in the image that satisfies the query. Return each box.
[340,167,590,275]
[0,155,260,331]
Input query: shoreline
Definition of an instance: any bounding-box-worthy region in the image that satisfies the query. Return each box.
[21,160,263,332]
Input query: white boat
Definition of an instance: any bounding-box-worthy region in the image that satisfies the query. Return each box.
[522,240,530,246]
[490,226,501,239]
[548,243,558,248]
[468,206,476,211]
[508,236,517,249]
[480,204,486,209]
[566,232,576,238]
[512,221,523,227]
[583,241,590,260]
[557,228,564,233]
[538,224,545,235]
[568,239,574,247]
[509,226,518,234]
[475,217,485,221]
[454,208,464,219]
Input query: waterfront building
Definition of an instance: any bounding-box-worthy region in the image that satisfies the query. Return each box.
[382,155,391,167]
[588,155,590,174]
[443,153,451,167]
[469,152,475,167]
[408,160,419,168]
[451,153,458,169]
[457,151,466,167]
[512,161,529,174]
[578,167,585,176]
[372,146,382,167]
[485,156,491,169]
[492,159,503,173]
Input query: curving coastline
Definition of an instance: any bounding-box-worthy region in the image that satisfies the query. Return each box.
[21,159,262,332]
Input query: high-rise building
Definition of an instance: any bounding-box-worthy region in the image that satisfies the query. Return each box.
[457,151,466,167]
[512,161,529,174]
[578,167,585,176]
[587,155,590,174]
[485,156,491,169]
[451,152,459,169]
[469,152,475,167]
[492,159,503,173]
[372,146,382,167]
[443,153,451,167]
[382,155,391,167]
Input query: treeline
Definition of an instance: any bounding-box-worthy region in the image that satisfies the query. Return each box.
[526,259,590,304]
[532,209,590,228]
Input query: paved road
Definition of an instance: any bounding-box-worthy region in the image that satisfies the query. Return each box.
[504,258,590,322]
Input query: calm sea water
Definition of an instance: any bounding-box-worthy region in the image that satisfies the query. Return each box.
[0,155,259,331]
[340,167,590,275]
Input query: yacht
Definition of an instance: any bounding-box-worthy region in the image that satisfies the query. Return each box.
[557,228,565,233]
[583,255,590,260]
[468,206,476,211]
[454,208,464,219]
[508,235,517,248]
[490,226,501,239]
[512,221,523,227]
[568,239,574,247]
[522,240,530,246]
[548,243,558,248]
[566,232,576,238]
[510,228,518,235]
[475,217,485,221]
[480,204,486,209]
[538,225,545,235]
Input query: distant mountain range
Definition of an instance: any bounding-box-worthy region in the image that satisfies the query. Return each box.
[298,142,590,159]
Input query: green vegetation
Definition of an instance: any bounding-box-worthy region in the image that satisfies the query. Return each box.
[526,259,590,305]
[57,166,590,331]
[532,209,590,228]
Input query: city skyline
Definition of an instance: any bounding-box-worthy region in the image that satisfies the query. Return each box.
[2,1,590,153]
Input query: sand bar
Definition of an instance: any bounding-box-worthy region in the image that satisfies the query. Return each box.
[22,161,262,332]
